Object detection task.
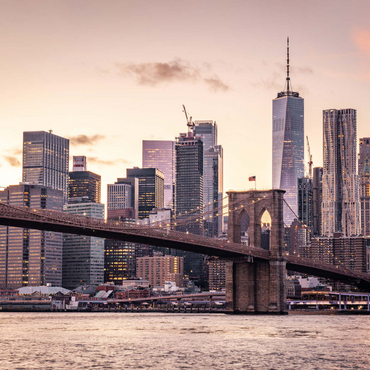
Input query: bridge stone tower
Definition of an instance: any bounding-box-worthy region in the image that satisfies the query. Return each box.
[226,189,286,313]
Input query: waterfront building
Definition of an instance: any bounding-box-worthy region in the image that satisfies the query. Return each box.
[298,177,313,232]
[23,131,69,203]
[142,140,175,210]
[136,253,184,288]
[322,109,360,237]
[313,167,323,236]
[207,258,226,291]
[0,184,63,288]
[272,39,304,225]
[69,157,101,203]
[63,199,105,289]
[126,167,164,220]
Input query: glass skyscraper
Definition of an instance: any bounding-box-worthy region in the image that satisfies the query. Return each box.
[194,121,223,237]
[126,168,164,220]
[23,131,70,203]
[272,39,304,225]
[142,140,175,210]
[322,109,360,237]
[0,184,63,288]
[63,199,105,289]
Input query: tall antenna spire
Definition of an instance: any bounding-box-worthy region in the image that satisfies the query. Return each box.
[286,36,290,92]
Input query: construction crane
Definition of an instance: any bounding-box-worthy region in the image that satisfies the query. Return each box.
[306,135,313,178]
[182,104,194,133]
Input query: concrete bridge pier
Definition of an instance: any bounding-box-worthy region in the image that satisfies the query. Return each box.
[225,189,287,314]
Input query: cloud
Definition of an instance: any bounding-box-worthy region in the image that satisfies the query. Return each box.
[69,134,105,146]
[352,27,370,54]
[7,147,22,156]
[87,157,132,166]
[4,156,21,167]
[115,58,229,92]
[204,77,229,92]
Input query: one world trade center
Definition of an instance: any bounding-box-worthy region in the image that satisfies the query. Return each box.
[272,38,304,225]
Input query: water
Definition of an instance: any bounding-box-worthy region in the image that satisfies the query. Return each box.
[0,312,369,369]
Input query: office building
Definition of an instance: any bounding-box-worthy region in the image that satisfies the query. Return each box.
[126,168,164,220]
[142,140,175,210]
[105,178,139,283]
[272,39,304,225]
[136,253,184,288]
[174,131,204,283]
[175,132,203,234]
[307,236,367,273]
[359,139,370,236]
[297,177,313,232]
[208,258,226,291]
[322,109,360,237]
[63,199,105,289]
[0,184,63,288]
[194,121,224,237]
[69,157,101,203]
[313,167,323,236]
[23,131,69,203]
[358,138,370,175]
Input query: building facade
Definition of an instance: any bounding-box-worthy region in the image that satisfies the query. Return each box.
[272,41,304,226]
[297,177,313,232]
[136,253,184,288]
[313,167,323,236]
[126,168,164,220]
[359,138,370,236]
[23,131,69,203]
[142,140,175,210]
[63,199,105,289]
[0,184,63,288]
[69,171,101,203]
[194,121,223,237]
[322,109,360,237]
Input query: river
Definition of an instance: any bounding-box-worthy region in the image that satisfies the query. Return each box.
[0,312,369,369]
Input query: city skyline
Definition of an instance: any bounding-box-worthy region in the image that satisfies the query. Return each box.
[0,1,369,207]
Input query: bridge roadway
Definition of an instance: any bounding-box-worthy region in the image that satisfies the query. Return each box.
[1,203,370,289]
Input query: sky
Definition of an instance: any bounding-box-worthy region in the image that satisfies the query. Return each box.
[0,0,369,205]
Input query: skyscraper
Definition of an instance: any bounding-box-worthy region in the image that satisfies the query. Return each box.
[0,184,63,288]
[194,121,223,237]
[142,140,175,210]
[23,131,70,203]
[272,39,304,225]
[322,109,360,237]
[69,157,101,203]
[174,131,204,283]
[175,132,203,235]
[358,138,370,236]
[126,168,164,220]
[297,177,313,232]
[313,167,323,236]
[63,199,105,289]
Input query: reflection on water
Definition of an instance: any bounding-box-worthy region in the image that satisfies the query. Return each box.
[0,313,369,369]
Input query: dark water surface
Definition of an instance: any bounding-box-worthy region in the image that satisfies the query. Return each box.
[0,312,369,369]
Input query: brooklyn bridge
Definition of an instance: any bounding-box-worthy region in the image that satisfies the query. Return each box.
[0,189,369,313]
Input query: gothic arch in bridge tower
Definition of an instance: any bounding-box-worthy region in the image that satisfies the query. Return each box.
[226,189,285,256]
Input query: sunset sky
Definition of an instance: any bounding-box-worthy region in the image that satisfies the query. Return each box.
[0,0,369,205]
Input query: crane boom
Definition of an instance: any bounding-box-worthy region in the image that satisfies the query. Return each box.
[182,104,194,133]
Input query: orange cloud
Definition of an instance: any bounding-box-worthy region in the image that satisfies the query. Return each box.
[352,27,370,54]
